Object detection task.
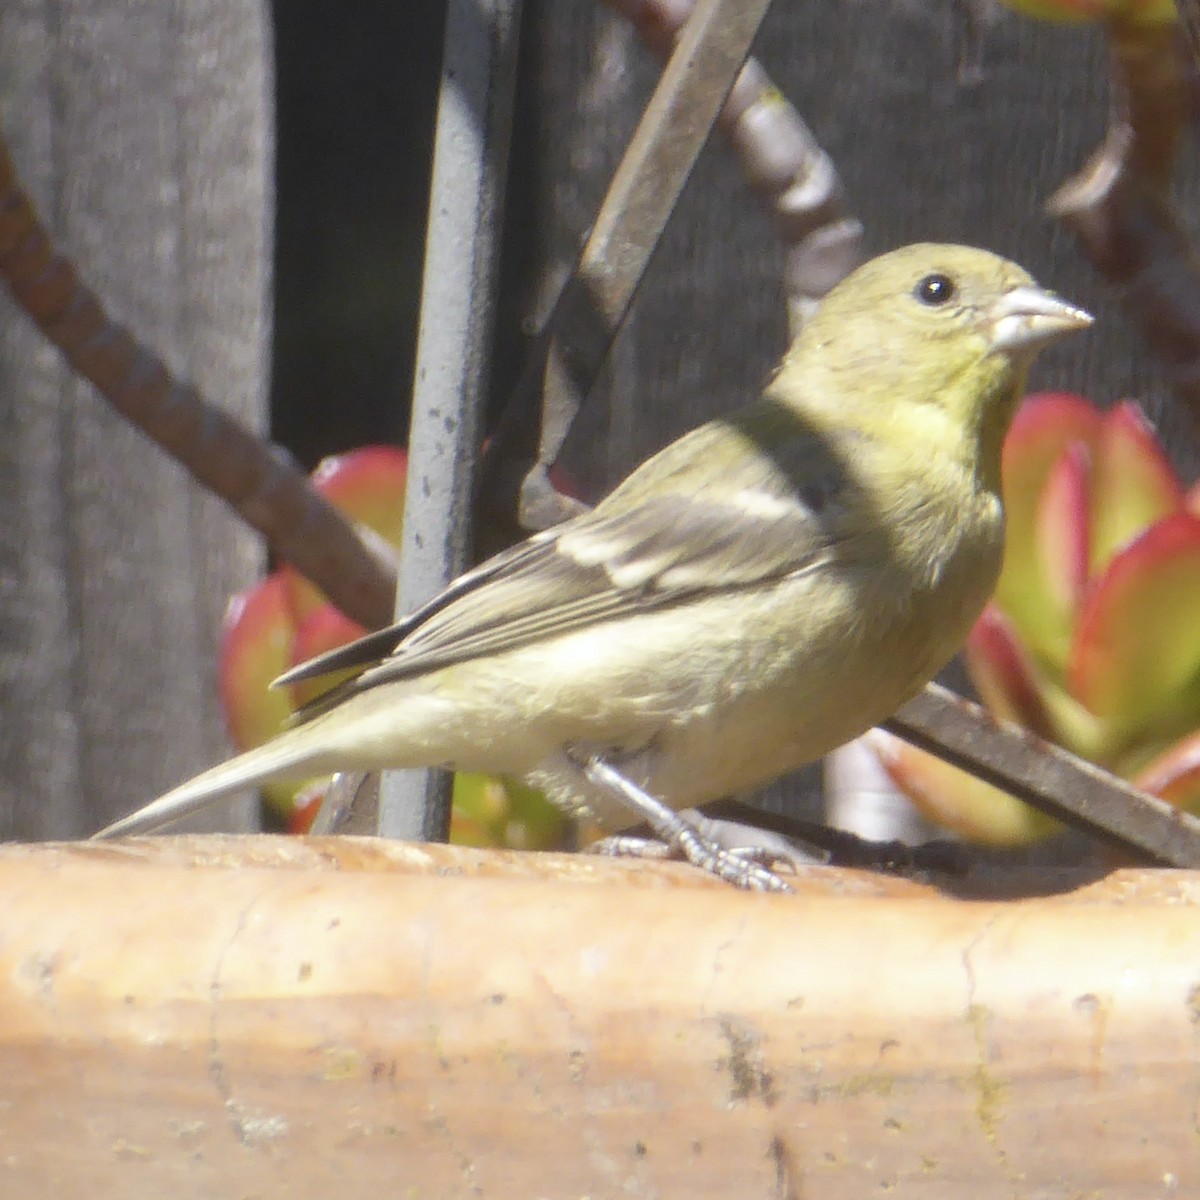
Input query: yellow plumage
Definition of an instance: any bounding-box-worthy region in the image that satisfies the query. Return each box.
[96,244,1091,847]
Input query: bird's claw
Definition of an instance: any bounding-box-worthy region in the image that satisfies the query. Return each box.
[589,830,794,893]
[575,752,794,891]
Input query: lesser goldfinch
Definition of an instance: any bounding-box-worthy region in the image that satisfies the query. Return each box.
[95,244,1091,886]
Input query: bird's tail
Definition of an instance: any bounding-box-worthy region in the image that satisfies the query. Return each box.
[92,729,331,839]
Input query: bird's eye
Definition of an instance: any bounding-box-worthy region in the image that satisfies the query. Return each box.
[914,273,956,306]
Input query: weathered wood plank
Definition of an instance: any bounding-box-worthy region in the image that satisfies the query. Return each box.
[0,1,271,836]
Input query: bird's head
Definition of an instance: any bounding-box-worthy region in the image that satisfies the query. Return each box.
[789,243,1093,472]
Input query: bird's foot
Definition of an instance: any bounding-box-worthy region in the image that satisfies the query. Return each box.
[572,752,794,893]
[589,831,794,892]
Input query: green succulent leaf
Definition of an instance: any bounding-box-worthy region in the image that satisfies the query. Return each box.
[996,393,1103,671]
[1089,402,1184,577]
[965,603,1108,762]
[1069,512,1200,741]
[451,772,566,851]
[1033,441,1092,664]
[965,604,1056,737]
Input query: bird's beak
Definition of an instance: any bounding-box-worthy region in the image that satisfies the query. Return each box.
[987,286,1093,356]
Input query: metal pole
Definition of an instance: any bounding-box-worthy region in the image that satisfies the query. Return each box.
[378,0,523,840]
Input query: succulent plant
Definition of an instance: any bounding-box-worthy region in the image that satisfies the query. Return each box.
[872,392,1200,844]
[279,444,408,623]
[219,445,565,848]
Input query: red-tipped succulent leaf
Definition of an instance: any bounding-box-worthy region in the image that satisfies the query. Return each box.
[1089,402,1184,575]
[1069,512,1200,739]
[284,445,408,622]
[1186,478,1200,517]
[286,780,329,835]
[996,393,1103,668]
[964,605,1056,738]
[219,572,296,753]
[310,445,408,544]
[1032,440,1092,663]
[218,572,310,813]
[878,392,1200,844]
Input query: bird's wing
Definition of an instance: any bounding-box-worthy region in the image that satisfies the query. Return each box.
[288,398,871,716]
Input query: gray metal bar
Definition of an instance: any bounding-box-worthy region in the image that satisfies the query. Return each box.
[378,0,523,841]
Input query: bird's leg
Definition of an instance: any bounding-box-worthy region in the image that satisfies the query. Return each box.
[568,752,794,893]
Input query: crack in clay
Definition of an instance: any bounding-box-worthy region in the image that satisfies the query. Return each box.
[961,914,1016,1183]
[533,966,590,1095]
[420,1106,481,1197]
[711,918,747,985]
[531,968,646,1185]
[207,893,288,1146]
[700,917,748,1021]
